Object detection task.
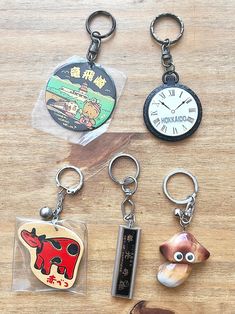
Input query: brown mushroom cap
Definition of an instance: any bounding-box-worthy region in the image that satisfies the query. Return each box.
[159,232,210,264]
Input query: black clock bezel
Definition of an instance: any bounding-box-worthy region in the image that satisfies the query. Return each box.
[143,82,202,142]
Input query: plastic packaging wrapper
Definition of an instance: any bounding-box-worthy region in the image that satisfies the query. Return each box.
[32,56,126,145]
[12,217,87,294]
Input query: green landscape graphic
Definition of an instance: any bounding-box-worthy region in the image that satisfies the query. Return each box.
[46,75,115,127]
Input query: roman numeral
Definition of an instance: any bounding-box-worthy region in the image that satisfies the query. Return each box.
[168,89,175,96]
[182,125,187,131]
[159,92,166,99]
[150,110,158,115]
[153,118,160,127]
[151,100,159,106]
[189,108,196,113]
[186,98,192,104]
[173,127,178,135]
[161,125,167,133]
[188,116,195,123]
[179,91,183,98]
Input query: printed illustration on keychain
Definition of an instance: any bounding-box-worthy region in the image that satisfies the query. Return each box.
[143,14,202,141]
[157,170,210,288]
[13,166,87,292]
[45,11,117,132]
[108,154,141,299]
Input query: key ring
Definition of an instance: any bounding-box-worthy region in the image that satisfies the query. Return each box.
[108,153,140,185]
[163,169,198,205]
[86,10,116,39]
[56,165,84,195]
[150,13,184,45]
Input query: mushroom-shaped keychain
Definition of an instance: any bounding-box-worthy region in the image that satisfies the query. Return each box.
[157,170,210,288]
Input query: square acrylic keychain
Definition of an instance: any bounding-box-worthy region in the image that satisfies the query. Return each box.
[32,11,126,145]
[12,166,87,294]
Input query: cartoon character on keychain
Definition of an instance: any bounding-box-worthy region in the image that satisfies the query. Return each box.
[18,166,85,290]
[157,170,210,288]
[45,11,117,132]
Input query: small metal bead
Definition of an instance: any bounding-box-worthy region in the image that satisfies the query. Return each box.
[174,208,182,217]
[39,207,53,219]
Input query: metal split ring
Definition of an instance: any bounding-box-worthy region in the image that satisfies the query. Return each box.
[56,165,84,195]
[163,169,198,205]
[150,13,184,45]
[108,153,140,185]
[86,10,116,39]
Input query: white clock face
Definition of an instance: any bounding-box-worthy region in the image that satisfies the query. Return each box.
[148,87,199,137]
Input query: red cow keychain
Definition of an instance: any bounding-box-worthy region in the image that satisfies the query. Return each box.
[18,166,85,290]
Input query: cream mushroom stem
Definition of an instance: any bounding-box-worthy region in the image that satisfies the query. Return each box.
[157,262,192,288]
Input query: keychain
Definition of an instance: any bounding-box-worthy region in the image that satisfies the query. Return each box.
[16,166,86,291]
[143,13,202,141]
[45,11,117,132]
[157,169,210,287]
[108,153,141,299]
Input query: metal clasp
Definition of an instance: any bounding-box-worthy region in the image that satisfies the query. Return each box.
[121,176,138,228]
[85,10,116,63]
[108,153,140,228]
[40,166,84,229]
[86,32,101,63]
[174,195,196,229]
[161,39,173,68]
[161,39,179,83]
[163,169,199,229]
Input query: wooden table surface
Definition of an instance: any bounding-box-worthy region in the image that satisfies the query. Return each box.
[0,0,234,313]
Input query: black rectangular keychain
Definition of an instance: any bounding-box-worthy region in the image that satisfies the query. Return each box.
[112,225,141,298]
[108,153,141,299]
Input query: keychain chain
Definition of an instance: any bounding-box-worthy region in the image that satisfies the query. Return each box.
[161,39,180,83]
[120,176,138,228]
[86,31,101,63]
[51,188,67,227]
[161,39,175,73]
[174,195,196,229]
[108,153,140,229]
[40,165,84,230]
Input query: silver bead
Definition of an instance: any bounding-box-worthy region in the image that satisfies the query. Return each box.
[174,208,182,217]
[39,207,53,219]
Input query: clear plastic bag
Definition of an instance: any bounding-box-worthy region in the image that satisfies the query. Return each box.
[12,217,87,294]
[32,56,126,145]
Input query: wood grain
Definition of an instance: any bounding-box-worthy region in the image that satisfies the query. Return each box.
[0,0,234,313]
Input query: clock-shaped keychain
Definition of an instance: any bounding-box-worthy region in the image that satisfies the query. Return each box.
[143,13,202,141]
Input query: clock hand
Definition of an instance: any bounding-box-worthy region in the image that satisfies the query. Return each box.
[174,98,190,111]
[159,100,171,111]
